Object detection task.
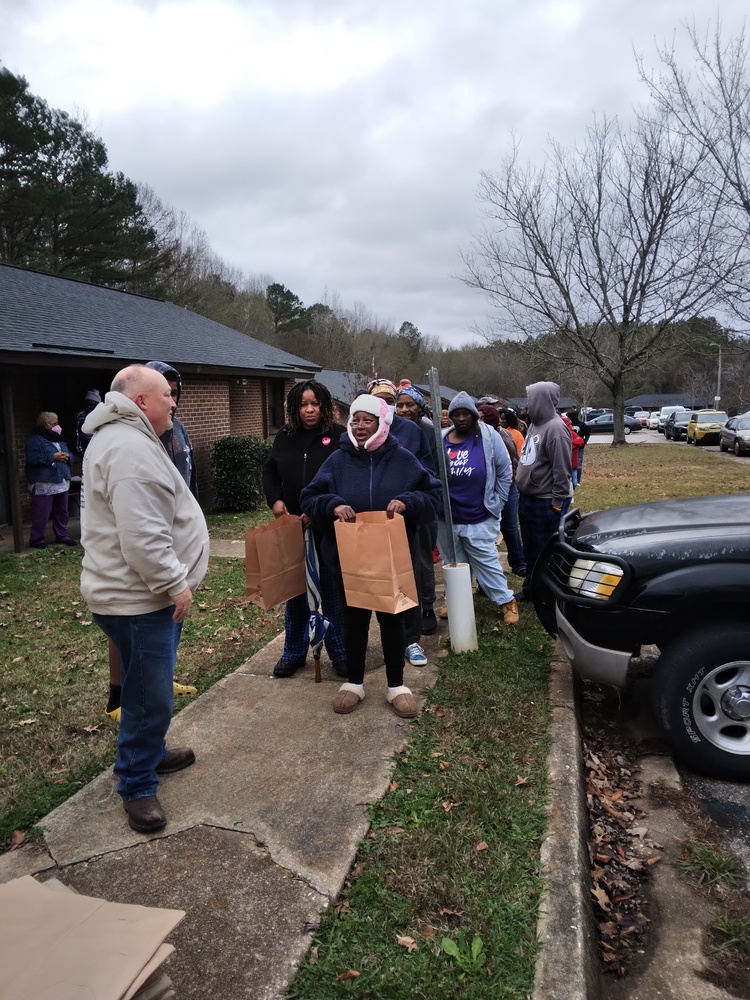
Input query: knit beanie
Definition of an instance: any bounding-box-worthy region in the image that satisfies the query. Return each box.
[447,391,480,418]
[84,389,102,405]
[477,404,500,429]
[348,394,393,452]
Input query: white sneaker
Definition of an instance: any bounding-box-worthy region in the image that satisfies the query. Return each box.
[406,643,428,666]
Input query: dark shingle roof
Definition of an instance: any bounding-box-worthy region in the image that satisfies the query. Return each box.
[412,382,464,406]
[0,264,319,377]
[300,369,370,405]
[625,393,708,408]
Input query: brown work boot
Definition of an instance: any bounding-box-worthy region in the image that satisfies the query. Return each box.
[155,747,196,774]
[124,795,166,833]
[500,597,520,624]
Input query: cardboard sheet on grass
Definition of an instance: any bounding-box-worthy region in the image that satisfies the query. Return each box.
[0,875,184,1000]
[334,511,418,614]
[245,513,305,609]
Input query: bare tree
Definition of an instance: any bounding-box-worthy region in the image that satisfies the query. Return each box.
[640,20,750,320]
[460,113,745,442]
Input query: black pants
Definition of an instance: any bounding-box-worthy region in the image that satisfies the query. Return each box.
[344,604,405,687]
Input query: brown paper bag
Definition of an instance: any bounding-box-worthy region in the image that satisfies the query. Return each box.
[334,511,418,614]
[245,514,306,609]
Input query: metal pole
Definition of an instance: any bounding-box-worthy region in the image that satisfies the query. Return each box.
[427,367,457,565]
[716,345,722,406]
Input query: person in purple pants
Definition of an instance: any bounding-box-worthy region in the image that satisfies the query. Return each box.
[25,411,78,549]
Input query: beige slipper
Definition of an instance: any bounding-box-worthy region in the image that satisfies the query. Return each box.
[386,685,418,718]
[333,683,365,715]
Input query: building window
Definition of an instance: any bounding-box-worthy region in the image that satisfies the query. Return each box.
[269,380,285,429]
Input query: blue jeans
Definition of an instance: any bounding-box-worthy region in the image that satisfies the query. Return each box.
[500,484,526,574]
[437,518,515,606]
[93,606,182,802]
[572,449,584,487]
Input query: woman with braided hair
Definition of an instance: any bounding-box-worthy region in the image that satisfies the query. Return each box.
[262,380,348,678]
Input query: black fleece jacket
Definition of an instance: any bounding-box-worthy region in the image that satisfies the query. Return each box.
[262,423,346,515]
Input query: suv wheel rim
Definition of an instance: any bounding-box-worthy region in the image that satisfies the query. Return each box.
[694,661,750,755]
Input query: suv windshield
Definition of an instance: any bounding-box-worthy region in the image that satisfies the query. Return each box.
[697,412,728,424]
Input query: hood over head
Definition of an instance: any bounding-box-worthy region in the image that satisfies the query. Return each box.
[526,381,560,424]
[448,391,480,419]
[145,360,182,404]
[348,393,393,452]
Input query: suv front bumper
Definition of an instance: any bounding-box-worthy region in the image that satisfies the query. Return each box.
[555,605,632,687]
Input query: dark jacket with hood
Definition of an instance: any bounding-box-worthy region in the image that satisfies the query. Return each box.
[145,361,198,499]
[262,422,346,515]
[516,381,572,506]
[299,433,442,579]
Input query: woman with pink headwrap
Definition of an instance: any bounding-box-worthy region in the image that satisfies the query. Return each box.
[300,394,441,719]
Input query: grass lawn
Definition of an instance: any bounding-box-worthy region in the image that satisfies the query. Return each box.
[1,445,747,998]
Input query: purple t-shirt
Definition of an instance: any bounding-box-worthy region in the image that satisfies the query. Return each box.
[445,433,487,524]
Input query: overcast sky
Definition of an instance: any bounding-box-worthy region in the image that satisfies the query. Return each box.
[1,0,747,346]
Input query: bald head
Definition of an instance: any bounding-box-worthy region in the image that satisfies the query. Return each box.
[112,364,174,436]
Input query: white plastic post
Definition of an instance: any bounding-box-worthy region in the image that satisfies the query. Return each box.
[443,563,478,652]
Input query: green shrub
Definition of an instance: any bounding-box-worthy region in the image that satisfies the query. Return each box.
[211,435,272,511]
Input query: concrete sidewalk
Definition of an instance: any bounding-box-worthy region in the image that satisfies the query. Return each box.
[0,611,442,998]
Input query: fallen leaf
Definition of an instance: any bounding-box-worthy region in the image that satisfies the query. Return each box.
[389,780,399,792]
[475,841,489,851]
[17,718,37,726]
[422,923,436,938]
[12,657,23,663]
[439,760,448,770]
[442,801,453,812]
[83,725,101,733]
[646,856,662,865]
[592,886,611,911]
[385,825,405,835]
[515,775,529,786]
[9,830,26,850]
[309,946,318,964]
[397,935,417,952]
[335,970,360,982]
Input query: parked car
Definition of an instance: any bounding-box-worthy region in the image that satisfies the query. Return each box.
[664,409,691,441]
[586,413,641,435]
[582,407,613,421]
[647,412,661,429]
[686,410,728,445]
[719,413,750,456]
[531,495,750,780]
[633,411,651,427]
[658,405,689,433]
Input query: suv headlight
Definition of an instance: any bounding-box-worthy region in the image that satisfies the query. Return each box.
[567,559,624,600]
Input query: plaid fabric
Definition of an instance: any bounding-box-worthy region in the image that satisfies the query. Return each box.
[518,494,571,597]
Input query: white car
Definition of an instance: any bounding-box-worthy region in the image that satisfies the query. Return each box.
[647,412,660,429]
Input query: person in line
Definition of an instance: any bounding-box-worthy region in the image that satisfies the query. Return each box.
[515,382,573,602]
[396,383,439,636]
[74,390,102,457]
[561,413,585,484]
[566,409,590,487]
[81,364,209,834]
[368,378,437,666]
[262,380,347,678]
[300,394,441,718]
[104,360,199,722]
[25,412,78,549]
[477,404,526,577]
[438,392,519,624]
[499,407,526,450]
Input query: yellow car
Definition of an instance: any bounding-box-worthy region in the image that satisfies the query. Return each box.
[686,410,728,445]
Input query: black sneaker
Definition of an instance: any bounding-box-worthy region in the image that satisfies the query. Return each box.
[421,608,437,635]
[273,658,305,678]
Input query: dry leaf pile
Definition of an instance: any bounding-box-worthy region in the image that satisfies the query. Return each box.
[582,695,660,977]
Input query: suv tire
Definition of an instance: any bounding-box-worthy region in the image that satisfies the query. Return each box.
[652,624,750,781]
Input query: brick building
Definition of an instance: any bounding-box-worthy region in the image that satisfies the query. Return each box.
[0,263,320,551]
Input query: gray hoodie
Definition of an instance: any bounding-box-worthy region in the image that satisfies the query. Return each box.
[80,392,209,615]
[515,382,572,505]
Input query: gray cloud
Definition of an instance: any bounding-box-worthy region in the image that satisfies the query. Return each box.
[2,0,748,344]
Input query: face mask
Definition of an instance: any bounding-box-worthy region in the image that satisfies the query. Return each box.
[387,405,396,418]
[51,425,62,435]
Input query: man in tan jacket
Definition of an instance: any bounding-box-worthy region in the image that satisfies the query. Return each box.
[81,365,209,834]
